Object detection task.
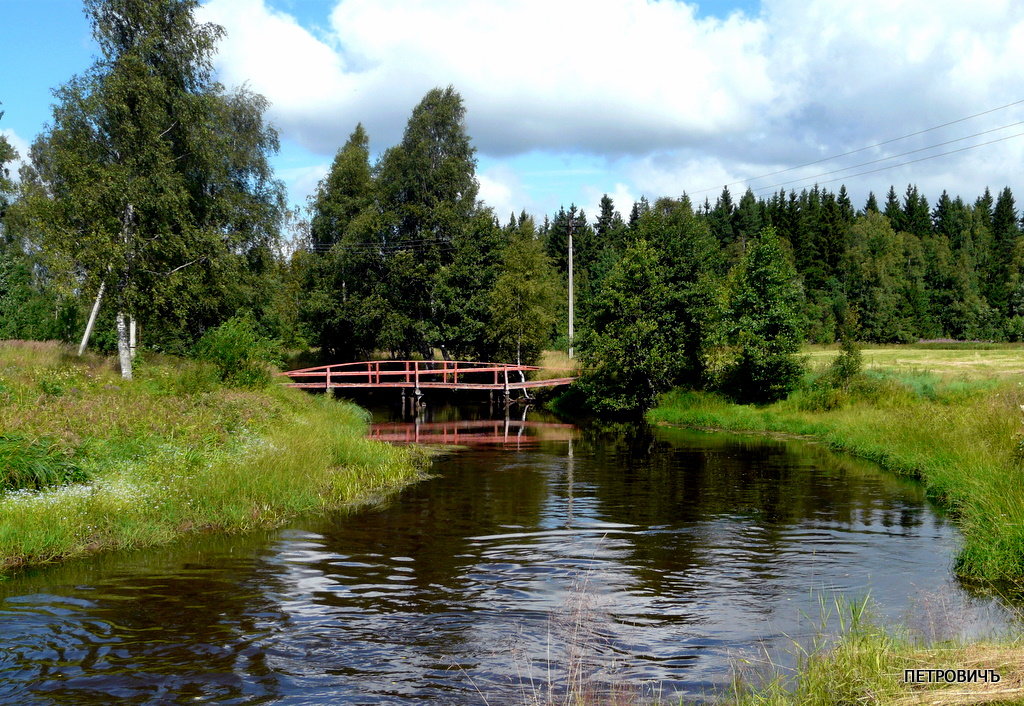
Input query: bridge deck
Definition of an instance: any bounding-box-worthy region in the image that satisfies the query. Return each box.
[278,360,575,392]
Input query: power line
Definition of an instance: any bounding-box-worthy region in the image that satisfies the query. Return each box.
[307,237,455,252]
[688,97,1024,197]
[745,120,1024,194]
[749,129,1024,196]
[307,240,458,254]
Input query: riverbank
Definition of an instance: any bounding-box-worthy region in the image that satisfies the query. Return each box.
[649,368,1024,585]
[0,340,428,572]
[649,361,1024,704]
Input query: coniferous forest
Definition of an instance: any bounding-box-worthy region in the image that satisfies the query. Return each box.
[2,0,1023,414]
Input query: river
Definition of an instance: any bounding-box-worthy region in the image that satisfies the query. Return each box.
[0,403,1013,704]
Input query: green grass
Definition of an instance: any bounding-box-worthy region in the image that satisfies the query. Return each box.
[803,343,1024,379]
[722,596,1024,706]
[0,340,428,571]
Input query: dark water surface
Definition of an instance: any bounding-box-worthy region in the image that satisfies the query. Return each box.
[0,405,1013,704]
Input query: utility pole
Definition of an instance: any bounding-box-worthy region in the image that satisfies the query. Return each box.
[567,215,574,359]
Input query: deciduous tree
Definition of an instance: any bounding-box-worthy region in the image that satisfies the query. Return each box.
[722,226,805,403]
[24,0,283,375]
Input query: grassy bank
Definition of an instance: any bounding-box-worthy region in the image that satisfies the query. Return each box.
[649,365,1024,584]
[0,340,427,571]
[723,598,1024,706]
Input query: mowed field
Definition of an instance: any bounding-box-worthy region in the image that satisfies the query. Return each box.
[804,343,1024,379]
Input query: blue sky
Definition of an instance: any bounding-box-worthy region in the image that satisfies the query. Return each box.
[4,0,1024,223]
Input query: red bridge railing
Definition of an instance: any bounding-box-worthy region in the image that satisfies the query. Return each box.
[277,360,575,392]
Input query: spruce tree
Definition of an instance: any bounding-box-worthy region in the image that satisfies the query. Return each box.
[883,186,903,232]
[837,185,855,222]
[310,124,373,249]
[733,188,762,247]
[304,123,379,359]
[989,187,1021,313]
[902,185,931,236]
[709,186,736,247]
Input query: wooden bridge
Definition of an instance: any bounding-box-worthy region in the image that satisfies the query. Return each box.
[278,360,575,395]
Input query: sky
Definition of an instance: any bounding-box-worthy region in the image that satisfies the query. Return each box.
[3,0,1024,224]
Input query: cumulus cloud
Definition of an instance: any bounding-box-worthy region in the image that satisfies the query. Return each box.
[478,164,532,222]
[200,0,776,156]
[580,182,637,222]
[200,0,1024,209]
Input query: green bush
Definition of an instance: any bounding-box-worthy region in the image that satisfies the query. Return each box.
[1006,316,1024,342]
[195,315,281,388]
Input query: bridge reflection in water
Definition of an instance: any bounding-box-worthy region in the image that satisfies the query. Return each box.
[368,418,578,448]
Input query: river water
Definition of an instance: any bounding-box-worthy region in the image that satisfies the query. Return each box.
[0,403,1013,704]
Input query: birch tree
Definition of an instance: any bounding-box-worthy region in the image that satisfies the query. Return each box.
[24,0,283,376]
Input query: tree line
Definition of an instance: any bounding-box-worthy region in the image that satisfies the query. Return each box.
[1,0,1022,412]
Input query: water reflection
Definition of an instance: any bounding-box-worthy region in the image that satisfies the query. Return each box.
[0,406,1014,704]
[369,418,577,447]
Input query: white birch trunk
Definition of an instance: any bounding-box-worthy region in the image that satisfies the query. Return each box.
[129,318,137,359]
[116,311,132,380]
[78,282,106,356]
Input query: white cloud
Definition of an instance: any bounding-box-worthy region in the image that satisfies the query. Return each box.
[477,164,530,222]
[200,0,776,156]
[200,0,1024,210]
[580,182,636,223]
[277,163,330,208]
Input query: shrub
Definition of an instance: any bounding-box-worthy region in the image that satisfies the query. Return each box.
[1006,316,1024,342]
[827,337,863,387]
[195,315,281,388]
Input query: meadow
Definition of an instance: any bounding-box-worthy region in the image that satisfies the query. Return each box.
[803,342,1024,379]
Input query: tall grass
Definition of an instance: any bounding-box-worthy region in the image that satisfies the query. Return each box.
[649,371,1024,584]
[0,341,427,571]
